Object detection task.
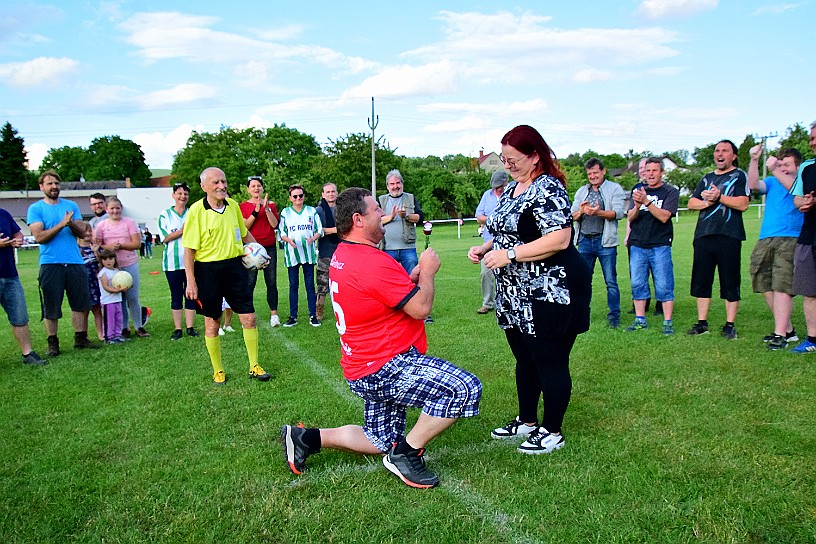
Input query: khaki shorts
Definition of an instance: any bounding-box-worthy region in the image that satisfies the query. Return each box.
[749,237,796,294]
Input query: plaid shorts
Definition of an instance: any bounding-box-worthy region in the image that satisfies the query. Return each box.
[347,347,482,452]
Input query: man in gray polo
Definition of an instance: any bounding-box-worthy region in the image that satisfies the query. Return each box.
[571,158,626,328]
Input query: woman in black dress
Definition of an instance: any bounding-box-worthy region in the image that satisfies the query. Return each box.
[468,125,591,454]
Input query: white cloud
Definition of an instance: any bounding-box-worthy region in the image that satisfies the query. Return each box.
[751,3,802,16]
[0,56,78,87]
[138,83,218,109]
[572,69,611,83]
[402,11,679,86]
[342,61,459,99]
[424,115,492,133]
[637,0,718,19]
[134,124,204,169]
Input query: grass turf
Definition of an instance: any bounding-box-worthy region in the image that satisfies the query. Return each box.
[1,210,814,543]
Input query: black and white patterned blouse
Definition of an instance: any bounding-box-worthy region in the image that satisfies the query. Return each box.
[486,173,574,335]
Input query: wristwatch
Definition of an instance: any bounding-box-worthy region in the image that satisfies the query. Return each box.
[507,247,517,263]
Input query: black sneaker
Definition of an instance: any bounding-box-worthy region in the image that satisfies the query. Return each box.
[281,424,316,475]
[186,327,200,337]
[382,443,439,489]
[46,336,60,357]
[309,316,321,327]
[424,315,434,324]
[687,323,709,335]
[490,417,538,439]
[170,329,183,341]
[721,323,737,340]
[283,317,297,327]
[22,351,47,366]
[767,334,788,351]
[763,330,799,343]
[517,427,565,454]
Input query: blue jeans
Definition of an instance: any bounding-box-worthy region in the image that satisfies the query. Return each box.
[385,248,418,275]
[577,235,620,320]
[287,263,316,318]
[630,245,675,302]
[0,276,29,326]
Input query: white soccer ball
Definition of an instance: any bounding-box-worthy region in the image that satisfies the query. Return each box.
[242,242,270,271]
[111,270,133,290]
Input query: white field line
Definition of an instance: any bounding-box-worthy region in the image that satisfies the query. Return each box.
[277,335,546,544]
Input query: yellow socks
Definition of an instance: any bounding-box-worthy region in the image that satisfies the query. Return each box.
[205,335,224,374]
[243,327,258,369]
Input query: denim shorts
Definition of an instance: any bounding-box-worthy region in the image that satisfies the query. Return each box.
[347,347,482,452]
[629,245,675,301]
[0,276,29,326]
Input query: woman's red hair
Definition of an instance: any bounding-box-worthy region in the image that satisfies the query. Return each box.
[501,125,567,187]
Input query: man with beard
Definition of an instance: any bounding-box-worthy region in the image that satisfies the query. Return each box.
[27,171,100,356]
[88,193,108,228]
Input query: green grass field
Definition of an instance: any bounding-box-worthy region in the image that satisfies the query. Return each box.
[1,211,814,543]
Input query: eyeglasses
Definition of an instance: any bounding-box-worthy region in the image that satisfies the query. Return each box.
[291,194,305,199]
[500,155,526,168]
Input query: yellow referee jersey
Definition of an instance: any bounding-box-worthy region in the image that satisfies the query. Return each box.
[182,197,247,262]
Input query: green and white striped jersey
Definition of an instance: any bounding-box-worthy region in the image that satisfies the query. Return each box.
[279,205,322,266]
[157,206,187,271]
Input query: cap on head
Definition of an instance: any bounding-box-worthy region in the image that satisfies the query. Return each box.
[490,171,508,188]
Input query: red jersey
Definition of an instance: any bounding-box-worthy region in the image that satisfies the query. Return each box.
[240,200,280,246]
[329,241,427,380]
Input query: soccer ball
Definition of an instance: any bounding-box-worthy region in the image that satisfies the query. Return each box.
[242,242,270,271]
[111,270,133,290]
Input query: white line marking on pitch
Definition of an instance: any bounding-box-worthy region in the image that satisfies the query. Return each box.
[277,335,545,544]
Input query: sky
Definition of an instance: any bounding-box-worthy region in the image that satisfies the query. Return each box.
[1,0,814,173]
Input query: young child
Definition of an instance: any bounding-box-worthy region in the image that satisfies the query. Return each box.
[97,249,129,344]
[77,222,105,341]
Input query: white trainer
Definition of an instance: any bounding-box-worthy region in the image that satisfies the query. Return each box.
[491,417,538,439]
[517,427,565,454]
[270,315,281,328]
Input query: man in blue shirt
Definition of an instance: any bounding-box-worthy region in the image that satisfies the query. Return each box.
[0,207,47,365]
[474,171,507,314]
[747,144,803,350]
[27,171,100,356]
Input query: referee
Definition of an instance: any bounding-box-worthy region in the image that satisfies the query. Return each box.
[183,167,271,385]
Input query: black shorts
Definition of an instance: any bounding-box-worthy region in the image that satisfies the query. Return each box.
[690,234,742,301]
[193,257,254,319]
[39,264,92,319]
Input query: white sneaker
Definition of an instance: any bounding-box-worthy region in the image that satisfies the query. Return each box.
[270,315,281,328]
[223,325,235,333]
[518,427,565,454]
[218,327,225,336]
[491,417,538,439]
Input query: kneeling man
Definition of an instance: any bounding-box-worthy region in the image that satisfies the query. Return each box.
[282,187,482,489]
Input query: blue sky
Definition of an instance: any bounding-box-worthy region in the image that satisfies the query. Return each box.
[1,0,814,172]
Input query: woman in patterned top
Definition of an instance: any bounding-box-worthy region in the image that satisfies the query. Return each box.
[468,125,591,455]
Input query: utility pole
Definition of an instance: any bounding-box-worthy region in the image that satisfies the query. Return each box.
[754,131,779,177]
[368,97,379,195]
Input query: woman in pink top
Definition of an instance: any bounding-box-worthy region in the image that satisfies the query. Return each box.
[93,196,149,337]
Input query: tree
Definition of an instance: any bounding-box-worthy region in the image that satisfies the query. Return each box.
[737,134,757,171]
[692,143,716,167]
[172,125,322,203]
[40,145,87,182]
[0,122,30,190]
[313,132,401,196]
[85,136,152,185]
[777,123,813,159]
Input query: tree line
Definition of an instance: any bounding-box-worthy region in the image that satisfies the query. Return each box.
[1,120,812,219]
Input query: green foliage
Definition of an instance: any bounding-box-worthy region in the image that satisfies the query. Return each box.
[0,122,31,190]
[172,125,322,204]
[737,134,757,171]
[40,145,87,181]
[660,149,690,166]
[40,136,151,184]
[614,171,640,192]
[86,136,152,185]
[400,162,484,219]
[313,133,401,197]
[692,142,716,167]
[777,122,813,160]
[665,166,706,192]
